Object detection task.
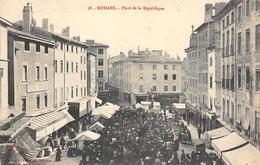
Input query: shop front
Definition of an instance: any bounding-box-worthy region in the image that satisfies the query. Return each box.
[68,97,91,119]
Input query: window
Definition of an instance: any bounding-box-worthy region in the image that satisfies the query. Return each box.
[172,86,176,91]
[54,60,57,73]
[61,43,63,50]
[256,24,260,51]
[71,62,74,73]
[164,74,168,80]
[71,45,74,52]
[257,0,260,11]
[226,15,230,25]
[44,67,48,80]
[172,65,176,69]
[98,82,103,91]
[238,6,242,21]
[139,64,143,70]
[84,57,86,64]
[222,19,225,29]
[153,74,157,80]
[238,67,242,88]
[246,0,250,17]
[24,41,29,51]
[71,87,74,98]
[81,87,83,96]
[231,65,234,90]
[23,65,28,81]
[44,45,48,53]
[67,44,69,51]
[238,32,242,54]
[36,95,40,110]
[98,49,104,54]
[164,65,168,70]
[36,66,40,80]
[81,71,83,80]
[152,85,156,91]
[231,11,234,22]
[76,86,78,97]
[76,47,78,53]
[139,73,143,80]
[98,59,104,66]
[164,86,168,91]
[152,65,157,70]
[36,44,40,52]
[60,60,63,73]
[222,33,225,56]
[21,97,26,112]
[139,85,144,92]
[210,76,213,88]
[256,70,260,90]
[66,62,69,73]
[172,74,176,80]
[44,93,48,108]
[226,30,230,55]
[84,71,86,80]
[231,28,234,53]
[76,63,78,72]
[246,66,250,90]
[246,29,250,52]
[98,70,104,78]
[84,87,86,96]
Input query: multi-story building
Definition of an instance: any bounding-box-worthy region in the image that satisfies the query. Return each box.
[213,0,260,144]
[86,40,109,103]
[185,3,226,132]
[0,17,12,121]
[109,49,183,106]
[181,58,187,95]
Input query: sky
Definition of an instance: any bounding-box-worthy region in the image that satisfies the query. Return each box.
[0,0,228,59]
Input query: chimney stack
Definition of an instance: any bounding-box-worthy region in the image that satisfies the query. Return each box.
[42,18,49,31]
[23,3,33,33]
[50,24,54,32]
[85,40,95,45]
[204,3,213,23]
[62,26,70,37]
[73,36,80,42]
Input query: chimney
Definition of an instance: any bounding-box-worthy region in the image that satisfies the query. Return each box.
[62,26,70,37]
[23,3,33,33]
[50,24,54,32]
[73,36,80,42]
[204,3,213,23]
[214,2,227,16]
[85,40,95,45]
[42,18,48,31]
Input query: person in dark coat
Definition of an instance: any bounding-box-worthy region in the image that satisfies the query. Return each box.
[82,120,87,131]
[55,146,62,161]
[197,127,202,139]
[60,136,66,150]
[180,150,186,163]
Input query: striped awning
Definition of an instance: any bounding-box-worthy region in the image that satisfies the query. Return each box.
[28,110,74,141]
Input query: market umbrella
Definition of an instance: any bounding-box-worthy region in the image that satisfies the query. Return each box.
[72,130,100,141]
[89,121,105,131]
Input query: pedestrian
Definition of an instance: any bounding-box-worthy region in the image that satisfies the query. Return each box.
[60,136,66,150]
[55,146,62,161]
[181,150,186,162]
[197,127,202,139]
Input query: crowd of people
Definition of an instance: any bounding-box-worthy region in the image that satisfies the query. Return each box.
[40,104,222,165]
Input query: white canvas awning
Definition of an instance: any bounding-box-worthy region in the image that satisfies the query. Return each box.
[135,103,143,109]
[173,103,186,109]
[103,102,120,111]
[205,127,230,142]
[222,143,260,165]
[211,132,247,156]
[72,130,100,141]
[89,121,105,131]
[91,97,102,104]
[92,107,113,119]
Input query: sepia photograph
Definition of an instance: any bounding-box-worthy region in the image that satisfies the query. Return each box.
[0,0,259,164]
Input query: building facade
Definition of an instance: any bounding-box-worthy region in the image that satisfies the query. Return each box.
[0,17,12,121]
[109,50,183,106]
[86,40,109,103]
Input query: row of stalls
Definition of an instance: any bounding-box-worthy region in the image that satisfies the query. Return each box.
[205,127,260,165]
